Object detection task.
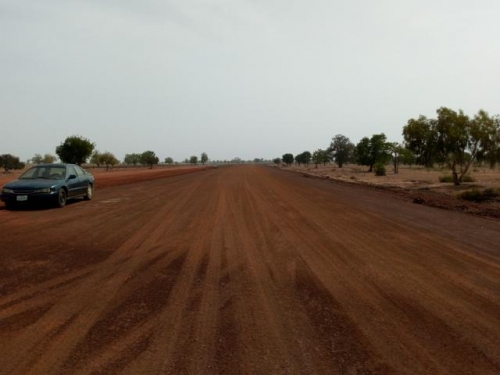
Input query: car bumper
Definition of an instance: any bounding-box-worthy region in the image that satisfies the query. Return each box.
[1,192,59,206]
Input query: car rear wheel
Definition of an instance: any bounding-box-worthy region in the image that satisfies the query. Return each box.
[57,189,67,208]
[84,184,93,200]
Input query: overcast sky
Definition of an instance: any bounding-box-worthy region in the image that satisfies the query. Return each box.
[1,1,500,162]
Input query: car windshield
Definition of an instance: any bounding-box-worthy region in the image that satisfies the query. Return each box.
[20,166,66,180]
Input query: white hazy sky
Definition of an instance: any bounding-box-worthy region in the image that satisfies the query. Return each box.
[1,1,500,162]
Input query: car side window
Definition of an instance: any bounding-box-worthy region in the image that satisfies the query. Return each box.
[67,166,77,178]
[74,166,84,176]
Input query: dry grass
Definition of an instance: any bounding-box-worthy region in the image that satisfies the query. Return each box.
[284,163,500,198]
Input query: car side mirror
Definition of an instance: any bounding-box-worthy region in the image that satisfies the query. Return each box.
[68,174,77,180]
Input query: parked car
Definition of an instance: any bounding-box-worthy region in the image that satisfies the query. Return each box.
[1,163,94,209]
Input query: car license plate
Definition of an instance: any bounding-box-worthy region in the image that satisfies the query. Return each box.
[16,195,28,202]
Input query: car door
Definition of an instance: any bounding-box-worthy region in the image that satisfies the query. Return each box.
[65,165,82,197]
[74,165,89,195]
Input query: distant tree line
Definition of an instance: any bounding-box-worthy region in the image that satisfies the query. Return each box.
[275,107,500,185]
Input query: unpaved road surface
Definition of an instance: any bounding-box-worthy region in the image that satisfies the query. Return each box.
[1,165,499,375]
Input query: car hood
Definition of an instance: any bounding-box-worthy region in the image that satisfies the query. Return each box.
[3,179,62,190]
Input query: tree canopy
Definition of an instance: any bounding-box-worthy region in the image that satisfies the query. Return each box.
[295,151,311,166]
[140,151,159,168]
[124,153,141,165]
[355,133,391,172]
[311,149,330,167]
[92,151,119,169]
[189,155,198,165]
[200,152,209,165]
[55,136,95,165]
[282,153,294,166]
[329,134,354,168]
[0,154,25,172]
[403,107,500,185]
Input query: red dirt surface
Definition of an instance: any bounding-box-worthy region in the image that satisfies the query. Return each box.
[0,165,499,374]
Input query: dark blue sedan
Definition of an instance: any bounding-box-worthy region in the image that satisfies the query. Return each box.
[1,163,94,209]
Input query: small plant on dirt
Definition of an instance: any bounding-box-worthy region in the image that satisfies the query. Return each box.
[439,175,475,183]
[439,175,453,183]
[457,188,500,202]
[374,164,386,176]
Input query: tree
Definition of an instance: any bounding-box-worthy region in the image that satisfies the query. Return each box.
[273,157,282,165]
[435,108,499,185]
[100,152,119,170]
[282,153,294,166]
[388,143,405,174]
[140,151,159,168]
[90,151,103,167]
[355,134,391,172]
[403,108,500,185]
[311,149,327,167]
[295,151,311,167]
[31,154,43,164]
[200,152,209,165]
[43,154,57,163]
[164,157,174,165]
[189,155,198,165]
[0,154,25,172]
[124,153,141,165]
[55,135,95,165]
[402,115,437,167]
[91,151,119,169]
[472,111,500,169]
[329,134,354,168]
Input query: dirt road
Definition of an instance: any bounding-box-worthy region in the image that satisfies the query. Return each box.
[1,165,499,375]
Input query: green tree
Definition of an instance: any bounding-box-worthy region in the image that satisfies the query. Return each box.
[312,149,330,167]
[55,135,95,165]
[295,151,311,167]
[282,153,294,166]
[355,134,390,172]
[388,143,405,174]
[200,152,209,165]
[402,115,437,167]
[100,152,119,170]
[91,151,119,169]
[91,151,103,167]
[140,151,159,168]
[273,157,282,165]
[0,154,25,172]
[31,154,43,164]
[124,153,141,165]
[435,108,500,185]
[164,157,174,165]
[189,155,198,165]
[329,134,354,168]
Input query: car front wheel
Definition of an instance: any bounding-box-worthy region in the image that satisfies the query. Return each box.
[57,189,67,208]
[84,184,93,200]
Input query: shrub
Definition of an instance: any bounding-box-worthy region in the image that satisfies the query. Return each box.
[439,175,453,183]
[457,188,499,202]
[439,175,475,183]
[374,163,386,176]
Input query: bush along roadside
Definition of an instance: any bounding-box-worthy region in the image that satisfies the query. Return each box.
[457,188,500,202]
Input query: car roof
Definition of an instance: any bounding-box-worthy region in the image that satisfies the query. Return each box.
[31,163,76,168]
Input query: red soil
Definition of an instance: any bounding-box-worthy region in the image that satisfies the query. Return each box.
[0,165,499,374]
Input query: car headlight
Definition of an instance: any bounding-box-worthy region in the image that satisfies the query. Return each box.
[34,188,51,193]
[2,188,14,194]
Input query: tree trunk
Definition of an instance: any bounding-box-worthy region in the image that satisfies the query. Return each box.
[452,167,460,186]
